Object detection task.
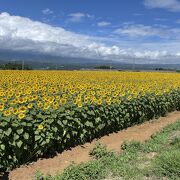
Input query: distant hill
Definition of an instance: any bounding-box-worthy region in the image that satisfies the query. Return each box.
[0,49,180,70]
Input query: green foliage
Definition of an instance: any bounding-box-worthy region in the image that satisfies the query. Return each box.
[0,89,180,170]
[59,160,108,180]
[152,150,180,178]
[121,140,142,152]
[0,62,32,70]
[89,142,114,159]
[34,170,43,180]
[40,121,180,180]
[170,137,180,146]
[94,65,115,69]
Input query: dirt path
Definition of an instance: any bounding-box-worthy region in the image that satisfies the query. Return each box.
[5,111,180,180]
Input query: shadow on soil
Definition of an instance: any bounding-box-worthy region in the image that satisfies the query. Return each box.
[0,172,9,180]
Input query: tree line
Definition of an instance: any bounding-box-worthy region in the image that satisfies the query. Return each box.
[0,62,32,70]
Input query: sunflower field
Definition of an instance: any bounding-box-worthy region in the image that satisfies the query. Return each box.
[0,70,180,170]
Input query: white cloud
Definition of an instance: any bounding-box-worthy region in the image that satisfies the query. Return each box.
[144,0,180,12]
[114,24,180,40]
[97,21,111,27]
[67,12,93,22]
[176,19,180,23]
[0,12,180,64]
[133,13,143,16]
[42,8,54,15]
[154,18,168,21]
[68,12,85,22]
[114,24,160,37]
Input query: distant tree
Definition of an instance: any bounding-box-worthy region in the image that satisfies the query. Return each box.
[94,65,115,69]
[0,62,32,70]
[154,68,175,71]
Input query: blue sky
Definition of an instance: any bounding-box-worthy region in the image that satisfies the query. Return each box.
[1,0,179,35]
[0,0,180,63]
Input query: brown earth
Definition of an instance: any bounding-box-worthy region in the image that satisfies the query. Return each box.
[2,111,180,180]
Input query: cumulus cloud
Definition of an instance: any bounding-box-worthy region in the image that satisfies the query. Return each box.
[144,0,180,12]
[0,12,180,64]
[42,8,54,15]
[97,21,111,27]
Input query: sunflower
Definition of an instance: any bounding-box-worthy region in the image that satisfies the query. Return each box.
[28,95,34,102]
[97,99,102,105]
[2,98,7,102]
[0,104,4,111]
[18,113,25,119]
[27,103,33,109]
[3,110,11,117]
[77,103,82,108]
[38,124,44,130]
[43,104,50,110]
[13,109,19,115]
[9,107,14,112]
[84,98,89,104]
[60,98,67,105]
[36,101,42,108]
[19,106,27,113]
[18,97,24,104]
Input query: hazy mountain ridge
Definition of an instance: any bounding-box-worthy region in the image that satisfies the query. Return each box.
[0,50,180,70]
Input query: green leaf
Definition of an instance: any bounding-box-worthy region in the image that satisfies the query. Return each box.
[52,114,57,118]
[88,110,95,116]
[17,129,24,135]
[85,121,94,127]
[57,120,63,126]
[26,117,33,121]
[14,134,20,140]
[97,124,105,130]
[72,131,78,136]
[35,135,41,141]
[82,113,87,118]
[23,133,29,140]
[23,145,28,150]
[5,128,12,136]
[80,133,84,139]
[46,138,50,143]
[21,122,27,126]
[52,127,58,133]
[66,133,70,139]
[63,120,68,125]
[26,123,32,127]
[74,118,81,125]
[63,130,66,136]
[17,141,23,148]
[95,117,101,123]
[0,144,5,150]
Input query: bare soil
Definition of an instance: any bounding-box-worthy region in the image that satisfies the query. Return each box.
[3,111,180,180]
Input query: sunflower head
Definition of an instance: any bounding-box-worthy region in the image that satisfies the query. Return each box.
[77,103,82,108]
[0,104,4,111]
[18,113,25,119]
[38,124,44,130]
[27,103,33,109]
[19,106,27,113]
[3,110,11,117]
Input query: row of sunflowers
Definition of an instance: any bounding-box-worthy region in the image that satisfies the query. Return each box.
[0,70,180,170]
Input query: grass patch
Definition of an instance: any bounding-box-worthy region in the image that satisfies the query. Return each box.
[35,121,180,180]
[152,149,180,179]
[89,142,115,159]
